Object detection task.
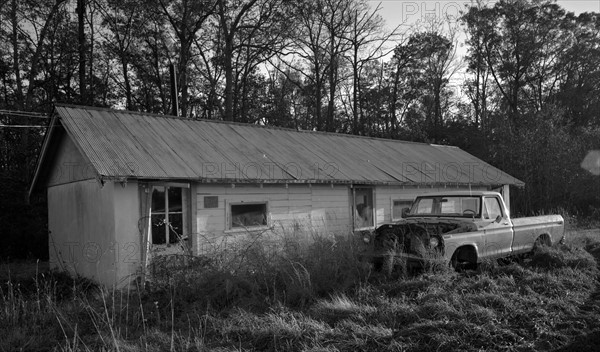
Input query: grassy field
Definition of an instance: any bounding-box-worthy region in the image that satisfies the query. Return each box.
[2,229,600,351]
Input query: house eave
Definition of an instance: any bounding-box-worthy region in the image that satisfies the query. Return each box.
[27,112,60,201]
[103,175,524,188]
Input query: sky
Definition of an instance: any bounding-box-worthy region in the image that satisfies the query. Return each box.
[374,0,600,31]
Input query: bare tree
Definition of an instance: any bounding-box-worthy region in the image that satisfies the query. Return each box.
[215,0,289,122]
[158,0,216,117]
[274,0,355,131]
[341,0,401,135]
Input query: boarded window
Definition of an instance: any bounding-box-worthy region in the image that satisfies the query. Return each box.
[204,196,218,208]
[231,203,267,228]
[392,199,413,220]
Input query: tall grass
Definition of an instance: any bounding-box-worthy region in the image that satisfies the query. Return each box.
[2,230,600,351]
[148,230,373,309]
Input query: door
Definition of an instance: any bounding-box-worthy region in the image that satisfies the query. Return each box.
[482,196,514,259]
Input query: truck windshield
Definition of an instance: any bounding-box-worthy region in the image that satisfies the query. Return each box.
[410,196,481,217]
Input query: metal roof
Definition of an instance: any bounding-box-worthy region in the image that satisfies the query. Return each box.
[30,104,524,191]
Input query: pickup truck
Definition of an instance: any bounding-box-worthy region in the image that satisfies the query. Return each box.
[362,191,565,272]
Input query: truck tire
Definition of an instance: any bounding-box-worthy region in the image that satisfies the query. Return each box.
[450,247,477,272]
[374,228,398,276]
[532,234,551,253]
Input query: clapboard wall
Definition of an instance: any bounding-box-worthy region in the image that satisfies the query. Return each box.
[191,183,491,255]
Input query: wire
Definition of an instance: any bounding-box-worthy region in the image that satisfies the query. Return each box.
[0,109,51,118]
[0,124,48,128]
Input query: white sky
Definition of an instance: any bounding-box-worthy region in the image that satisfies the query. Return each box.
[374,0,600,31]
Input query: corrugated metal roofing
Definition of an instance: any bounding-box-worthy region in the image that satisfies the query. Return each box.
[44,104,524,186]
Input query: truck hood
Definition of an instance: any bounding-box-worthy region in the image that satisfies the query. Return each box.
[400,217,476,226]
[393,217,480,233]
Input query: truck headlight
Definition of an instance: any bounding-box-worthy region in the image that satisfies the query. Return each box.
[429,236,440,248]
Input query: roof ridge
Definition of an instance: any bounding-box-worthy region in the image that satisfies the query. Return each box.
[54,103,442,148]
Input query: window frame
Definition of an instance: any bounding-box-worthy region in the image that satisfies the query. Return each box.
[483,196,505,220]
[226,200,270,232]
[352,186,375,230]
[149,184,191,246]
[409,196,482,218]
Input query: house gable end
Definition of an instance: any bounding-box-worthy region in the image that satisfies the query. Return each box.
[29,114,99,198]
[47,131,96,187]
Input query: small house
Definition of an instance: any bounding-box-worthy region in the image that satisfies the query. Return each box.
[29,105,523,286]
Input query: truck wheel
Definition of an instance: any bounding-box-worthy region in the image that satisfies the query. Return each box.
[450,247,477,272]
[533,234,551,253]
[374,229,398,275]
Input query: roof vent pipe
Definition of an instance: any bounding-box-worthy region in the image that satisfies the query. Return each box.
[170,63,179,117]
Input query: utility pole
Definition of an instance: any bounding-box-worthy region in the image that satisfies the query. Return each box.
[170,63,179,117]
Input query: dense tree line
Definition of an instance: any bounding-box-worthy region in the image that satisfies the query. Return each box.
[1,0,599,259]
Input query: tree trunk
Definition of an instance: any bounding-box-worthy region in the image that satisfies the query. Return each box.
[77,0,87,104]
[11,0,23,109]
[122,60,132,110]
[25,0,65,109]
[178,47,188,117]
[352,51,359,134]
[314,59,323,130]
[434,79,441,143]
[390,62,401,135]
[88,4,95,104]
[223,38,234,121]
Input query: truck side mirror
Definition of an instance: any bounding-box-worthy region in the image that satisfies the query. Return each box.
[402,207,410,217]
[495,215,502,223]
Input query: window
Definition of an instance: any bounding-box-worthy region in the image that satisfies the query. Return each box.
[392,199,413,220]
[354,187,374,229]
[484,197,503,220]
[411,196,481,217]
[150,186,189,245]
[440,198,460,214]
[415,198,434,214]
[462,198,480,214]
[230,203,267,229]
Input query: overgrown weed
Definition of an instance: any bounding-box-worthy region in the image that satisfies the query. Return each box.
[147,230,372,310]
[2,232,600,351]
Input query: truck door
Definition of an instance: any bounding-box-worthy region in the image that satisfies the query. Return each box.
[482,196,514,259]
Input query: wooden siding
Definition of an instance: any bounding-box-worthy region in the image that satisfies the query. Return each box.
[192,183,492,255]
[193,183,352,255]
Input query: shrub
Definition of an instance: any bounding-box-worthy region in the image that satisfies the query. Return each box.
[145,230,372,310]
